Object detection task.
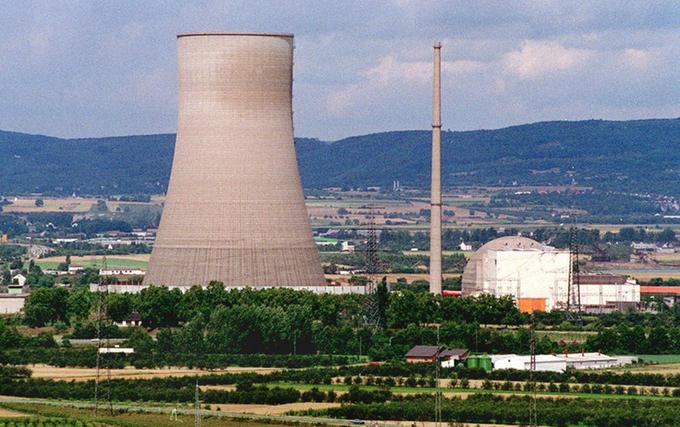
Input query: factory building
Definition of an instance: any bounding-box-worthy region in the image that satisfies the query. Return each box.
[491,352,635,372]
[462,236,570,311]
[145,33,324,288]
[578,274,640,313]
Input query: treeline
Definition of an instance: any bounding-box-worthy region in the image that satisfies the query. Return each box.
[320,252,467,274]
[489,191,663,216]
[318,393,680,427]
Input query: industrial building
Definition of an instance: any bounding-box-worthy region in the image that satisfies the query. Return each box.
[145,33,324,288]
[462,236,570,311]
[462,236,641,312]
[578,274,640,313]
[490,352,635,372]
[491,354,566,372]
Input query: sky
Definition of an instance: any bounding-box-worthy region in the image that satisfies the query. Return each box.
[1,0,680,140]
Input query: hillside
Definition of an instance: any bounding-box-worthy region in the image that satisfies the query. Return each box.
[1,119,680,196]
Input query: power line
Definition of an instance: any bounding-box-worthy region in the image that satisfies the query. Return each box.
[528,315,538,427]
[94,256,113,416]
[195,379,202,427]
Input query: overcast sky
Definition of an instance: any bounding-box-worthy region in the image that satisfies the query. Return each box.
[1,1,679,140]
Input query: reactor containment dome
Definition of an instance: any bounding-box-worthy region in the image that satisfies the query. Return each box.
[144,33,324,288]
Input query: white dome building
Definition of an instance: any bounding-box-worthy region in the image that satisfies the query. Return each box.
[461,236,570,312]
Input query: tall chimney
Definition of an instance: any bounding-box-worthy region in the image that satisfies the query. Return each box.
[429,42,442,295]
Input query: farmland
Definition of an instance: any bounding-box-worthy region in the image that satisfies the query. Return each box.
[34,254,149,270]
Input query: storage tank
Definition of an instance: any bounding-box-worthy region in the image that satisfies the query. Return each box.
[144,33,324,288]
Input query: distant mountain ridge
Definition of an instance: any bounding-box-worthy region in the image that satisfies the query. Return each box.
[1,118,680,196]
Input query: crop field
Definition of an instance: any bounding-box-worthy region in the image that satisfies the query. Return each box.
[27,364,279,381]
[2,196,160,213]
[35,254,150,270]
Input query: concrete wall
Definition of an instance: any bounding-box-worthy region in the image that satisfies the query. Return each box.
[0,295,26,314]
[482,250,570,311]
[580,279,640,308]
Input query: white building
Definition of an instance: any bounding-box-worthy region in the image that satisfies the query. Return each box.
[557,352,631,370]
[11,273,26,287]
[491,352,634,372]
[99,269,146,276]
[491,354,567,372]
[341,241,355,252]
[462,236,570,311]
[578,275,640,313]
[0,294,27,314]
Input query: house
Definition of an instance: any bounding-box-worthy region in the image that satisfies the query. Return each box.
[341,241,355,252]
[406,345,442,363]
[405,345,468,365]
[115,311,142,327]
[440,348,470,368]
[11,273,26,287]
[459,242,473,251]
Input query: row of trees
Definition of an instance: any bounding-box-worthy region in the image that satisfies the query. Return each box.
[321,393,680,427]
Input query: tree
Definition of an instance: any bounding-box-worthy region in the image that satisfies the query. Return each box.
[375,277,389,329]
[106,293,133,323]
[658,228,677,244]
[136,286,182,328]
[34,199,44,207]
[23,288,69,327]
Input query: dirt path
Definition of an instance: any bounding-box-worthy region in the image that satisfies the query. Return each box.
[0,407,29,418]
[211,402,341,415]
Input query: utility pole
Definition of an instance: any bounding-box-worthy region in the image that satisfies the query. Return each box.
[195,380,201,427]
[435,324,442,427]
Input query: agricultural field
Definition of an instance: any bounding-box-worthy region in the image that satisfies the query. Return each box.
[26,364,278,381]
[0,402,313,427]
[35,254,150,270]
[2,196,161,213]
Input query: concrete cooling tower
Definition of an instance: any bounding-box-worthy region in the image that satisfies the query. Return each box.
[144,33,324,288]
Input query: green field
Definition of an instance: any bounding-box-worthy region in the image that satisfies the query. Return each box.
[637,354,680,364]
[34,257,148,270]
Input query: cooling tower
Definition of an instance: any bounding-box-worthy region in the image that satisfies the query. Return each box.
[144,33,324,288]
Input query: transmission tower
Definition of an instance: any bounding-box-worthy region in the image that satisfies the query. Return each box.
[362,205,383,329]
[528,316,538,427]
[94,256,113,416]
[434,325,442,427]
[194,380,202,427]
[566,225,582,322]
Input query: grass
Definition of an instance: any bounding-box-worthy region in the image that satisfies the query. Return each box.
[0,402,304,427]
[637,355,680,364]
[34,256,148,270]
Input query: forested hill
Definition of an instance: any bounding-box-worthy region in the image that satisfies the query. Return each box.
[2,118,680,196]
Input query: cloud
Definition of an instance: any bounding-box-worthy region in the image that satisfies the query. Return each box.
[0,1,679,140]
[502,40,593,78]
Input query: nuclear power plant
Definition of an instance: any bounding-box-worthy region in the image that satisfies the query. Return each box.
[144,33,324,288]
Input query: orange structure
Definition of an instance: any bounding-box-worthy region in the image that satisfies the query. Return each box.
[518,298,546,313]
